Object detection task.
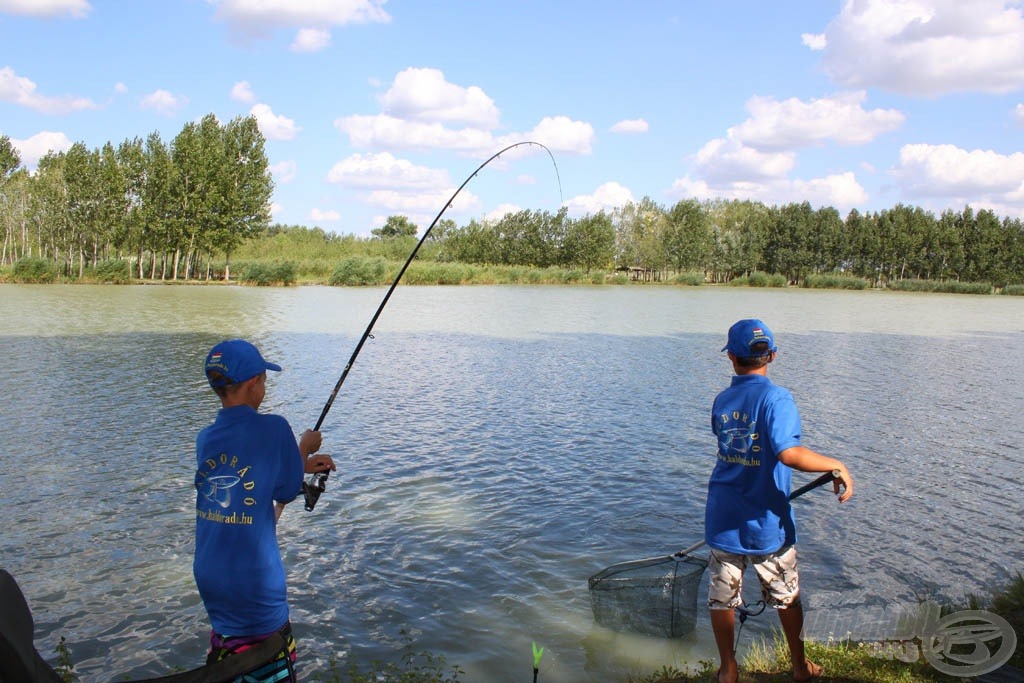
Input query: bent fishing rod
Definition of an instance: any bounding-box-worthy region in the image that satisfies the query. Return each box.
[302,141,562,511]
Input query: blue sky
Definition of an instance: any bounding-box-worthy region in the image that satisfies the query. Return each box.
[2,0,1024,237]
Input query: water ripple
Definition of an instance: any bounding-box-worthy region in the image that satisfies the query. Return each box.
[2,286,1022,682]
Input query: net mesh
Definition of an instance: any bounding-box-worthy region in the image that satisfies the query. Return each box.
[588,553,708,638]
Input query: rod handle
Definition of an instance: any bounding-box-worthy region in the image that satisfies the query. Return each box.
[790,468,842,500]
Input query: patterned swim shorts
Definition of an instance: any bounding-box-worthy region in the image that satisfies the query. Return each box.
[707,545,801,609]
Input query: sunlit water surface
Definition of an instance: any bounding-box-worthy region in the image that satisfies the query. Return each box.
[1,284,1021,682]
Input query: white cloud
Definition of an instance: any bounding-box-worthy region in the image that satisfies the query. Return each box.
[669,172,869,212]
[11,130,73,168]
[310,208,341,221]
[610,118,649,134]
[335,113,495,152]
[270,201,283,216]
[270,159,297,183]
[231,80,255,103]
[1014,103,1024,126]
[0,0,90,18]
[212,0,390,39]
[693,137,796,183]
[484,203,522,222]
[250,103,300,140]
[364,187,480,215]
[139,89,187,116]
[893,143,1024,198]
[671,89,899,211]
[669,176,765,204]
[336,68,594,158]
[564,181,635,215]
[327,152,450,189]
[291,27,331,52]
[113,81,128,94]
[379,67,500,128]
[802,32,827,50]
[0,66,98,114]
[788,172,870,207]
[817,0,1024,95]
[516,116,594,155]
[729,92,905,151]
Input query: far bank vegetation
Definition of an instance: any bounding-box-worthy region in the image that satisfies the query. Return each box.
[1,121,1022,295]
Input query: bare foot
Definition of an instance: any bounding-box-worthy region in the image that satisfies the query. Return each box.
[716,665,739,683]
[792,659,823,682]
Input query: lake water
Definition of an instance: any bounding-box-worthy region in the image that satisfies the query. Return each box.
[1,284,1022,682]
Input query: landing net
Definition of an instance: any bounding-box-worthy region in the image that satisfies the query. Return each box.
[588,553,708,638]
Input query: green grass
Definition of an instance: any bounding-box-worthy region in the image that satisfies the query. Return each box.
[236,260,298,286]
[671,271,707,286]
[803,274,871,290]
[11,256,59,283]
[632,572,1024,682]
[886,279,993,294]
[628,636,962,682]
[54,636,78,683]
[728,272,789,288]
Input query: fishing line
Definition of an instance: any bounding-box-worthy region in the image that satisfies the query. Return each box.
[302,141,563,511]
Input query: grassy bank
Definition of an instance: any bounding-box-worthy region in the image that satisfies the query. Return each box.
[3,256,1022,294]
[633,572,1023,683]
[48,573,1021,682]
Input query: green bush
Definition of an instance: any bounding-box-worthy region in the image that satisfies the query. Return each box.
[672,271,706,286]
[12,257,58,283]
[730,272,788,288]
[402,261,471,285]
[1001,284,1024,296]
[238,261,297,286]
[803,274,870,290]
[989,571,1024,668]
[887,279,992,294]
[90,259,132,283]
[329,256,388,286]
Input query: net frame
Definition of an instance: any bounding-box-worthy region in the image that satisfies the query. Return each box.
[588,551,708,638]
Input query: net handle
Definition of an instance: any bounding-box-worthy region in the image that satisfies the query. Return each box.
[673,469,840,559]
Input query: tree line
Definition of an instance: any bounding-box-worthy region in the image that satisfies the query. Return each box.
[0,113,272,281]
[439,197,1024,286]
[2,115,1022,286]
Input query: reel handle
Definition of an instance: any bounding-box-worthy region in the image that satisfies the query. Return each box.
[302,471,329,511]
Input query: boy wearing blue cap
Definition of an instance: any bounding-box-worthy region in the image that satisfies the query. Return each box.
[707,320,853,683]
[194,339,336,682]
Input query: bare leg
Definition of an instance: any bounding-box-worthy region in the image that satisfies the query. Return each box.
[710,608,738,683]
[777,603,821,681]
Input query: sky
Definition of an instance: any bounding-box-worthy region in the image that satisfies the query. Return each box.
[2,0,1024,237]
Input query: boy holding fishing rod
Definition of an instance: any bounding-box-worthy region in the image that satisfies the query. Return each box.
[707,319,854,683]
[194,339,336,682]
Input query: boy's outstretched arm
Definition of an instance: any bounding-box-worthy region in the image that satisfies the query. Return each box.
[779,445,854,503]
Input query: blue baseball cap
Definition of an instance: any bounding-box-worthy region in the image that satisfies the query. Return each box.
[722,319,777,357]
[204,339,282,387]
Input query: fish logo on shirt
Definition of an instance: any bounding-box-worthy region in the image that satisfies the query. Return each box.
[720,426,755,454]
[199,474,240,508]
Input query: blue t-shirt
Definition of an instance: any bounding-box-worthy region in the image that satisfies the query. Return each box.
[706,374,802,554]
[193,405,304,636]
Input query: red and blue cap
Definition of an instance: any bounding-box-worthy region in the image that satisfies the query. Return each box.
[722,319,777,358]
[204,339,282,388]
